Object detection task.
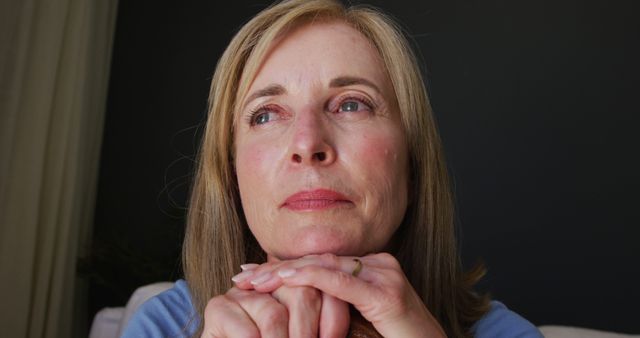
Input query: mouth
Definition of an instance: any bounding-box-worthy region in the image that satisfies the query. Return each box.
[281,189,354,211]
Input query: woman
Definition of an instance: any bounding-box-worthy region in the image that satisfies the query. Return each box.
[123,0,543,337]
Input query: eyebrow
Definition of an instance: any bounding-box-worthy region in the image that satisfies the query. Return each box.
[244,84,286,107]
[329,76,380,93]
[243,75,381,108]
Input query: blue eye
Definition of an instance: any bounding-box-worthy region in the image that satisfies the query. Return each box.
[249,105,280,126]
[337,97,373,114]
[340,101,360,112]
[254,111,275,125]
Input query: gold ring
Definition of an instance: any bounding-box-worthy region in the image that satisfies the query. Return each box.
[351,258,363,277]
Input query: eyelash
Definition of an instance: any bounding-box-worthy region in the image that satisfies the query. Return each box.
[246,104,280,126]
[245,95,376,126]
[335,95,376,113]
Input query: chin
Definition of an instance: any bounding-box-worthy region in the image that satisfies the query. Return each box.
[277,225,364,259]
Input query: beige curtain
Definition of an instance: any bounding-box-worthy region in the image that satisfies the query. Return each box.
[0,0,118,337]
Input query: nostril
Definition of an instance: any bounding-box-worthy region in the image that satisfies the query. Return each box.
[292,154,302,163]
[314,152,326,161]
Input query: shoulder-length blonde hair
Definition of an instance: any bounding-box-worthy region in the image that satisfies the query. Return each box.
[183,0,489,336]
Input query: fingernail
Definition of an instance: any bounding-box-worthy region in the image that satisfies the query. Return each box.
[231,270,254,283]
[250,272,272,285]
[277,268,296,278]
[240,263,259,271]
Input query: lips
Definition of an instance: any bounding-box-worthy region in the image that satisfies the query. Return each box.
[282,189,353,211]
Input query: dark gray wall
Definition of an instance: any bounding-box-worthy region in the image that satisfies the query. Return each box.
[90,0,640,333]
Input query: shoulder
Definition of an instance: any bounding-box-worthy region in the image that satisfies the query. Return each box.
[472,301,544,338]
[121,279,200,338]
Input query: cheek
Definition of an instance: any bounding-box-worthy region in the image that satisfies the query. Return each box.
[235,141,278,225]
[236,136,282,186]
[350,132,407,185]
[239,145,265,171]
[236,146,264,192]
[347,129,408,214]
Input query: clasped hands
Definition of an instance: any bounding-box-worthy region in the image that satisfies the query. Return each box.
[201,253,446,338]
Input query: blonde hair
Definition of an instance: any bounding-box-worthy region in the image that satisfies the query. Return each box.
[183,0,489,336]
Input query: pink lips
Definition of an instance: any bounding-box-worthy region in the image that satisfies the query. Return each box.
[282,189,352,211]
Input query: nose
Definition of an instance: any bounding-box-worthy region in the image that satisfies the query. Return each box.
[287,110,336,167]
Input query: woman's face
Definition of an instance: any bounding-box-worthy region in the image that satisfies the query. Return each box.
[235,21,409,260]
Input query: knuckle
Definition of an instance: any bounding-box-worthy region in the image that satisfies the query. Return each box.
[294,285,321,299]
[261,303,288,327]
[202,295,244,336]
[319,252,339,267]
[379,271,407,301]
[238,330,260,338]
[203,295,228,316]
[294,286,322,310]
[386,268,406,286]
[225,286,243,298]
[331,271,352,289]
[377,252,400,267]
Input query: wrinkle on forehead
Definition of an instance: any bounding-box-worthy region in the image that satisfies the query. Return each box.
[239,20,392,109]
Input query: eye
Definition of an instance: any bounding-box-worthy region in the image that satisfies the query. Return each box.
[340,101,361,112]
[254,111,276,125]
[248,105,281,126]
[336,96,374,114]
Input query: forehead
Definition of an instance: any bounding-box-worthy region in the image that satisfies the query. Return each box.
[246,21,392,96]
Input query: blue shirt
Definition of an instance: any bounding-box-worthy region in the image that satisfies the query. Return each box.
[122,279,543,337]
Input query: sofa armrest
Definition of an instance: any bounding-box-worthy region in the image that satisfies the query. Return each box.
[89,282,175,338]
[89,307,125,338]
[539,325,640,338]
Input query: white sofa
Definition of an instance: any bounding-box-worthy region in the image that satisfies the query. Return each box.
[90,282,639,338]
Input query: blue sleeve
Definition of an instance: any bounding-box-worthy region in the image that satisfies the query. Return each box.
[472,301,543,338]
[121,280,200,338]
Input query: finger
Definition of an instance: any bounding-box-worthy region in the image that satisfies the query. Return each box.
[278,265,376,310]
[319,293,350,338]
[226,288,289,338]
[274,258,380,285]
[311,253,398,275]
[233,253,394,288]
[272,286,321,338]
[360,252,402,270]
[233,261,283,290]
[234,258,321,292]
[240,263,260,271]
[248,254,378,293]
[202,295,260,338]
